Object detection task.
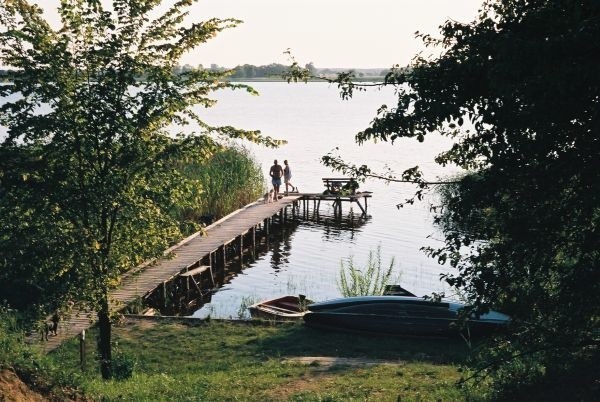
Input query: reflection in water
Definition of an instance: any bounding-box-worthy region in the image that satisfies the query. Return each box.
[145,207,370,318]
[270,244,282,271]
[143,83,459,319]
[189,208,372,319]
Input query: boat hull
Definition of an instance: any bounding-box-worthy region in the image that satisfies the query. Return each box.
[303,296,509,337]
[248,295,311,321]
[303,311,505,336]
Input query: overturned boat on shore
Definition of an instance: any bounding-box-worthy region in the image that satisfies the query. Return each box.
[303,295,510,337]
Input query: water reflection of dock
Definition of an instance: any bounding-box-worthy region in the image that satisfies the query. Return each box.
[30,192,372,351]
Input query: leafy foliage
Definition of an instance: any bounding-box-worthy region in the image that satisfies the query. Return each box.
[292,0,600,397]
[337,246,396,297]
[0,0,281,379]
[0,307,28,368]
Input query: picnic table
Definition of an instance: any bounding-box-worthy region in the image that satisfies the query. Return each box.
[319,177,371,216]
[322,177,359,195]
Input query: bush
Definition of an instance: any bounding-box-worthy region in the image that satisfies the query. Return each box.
[0,307,31,368]
[110,353,136,381]
[337,245,397,297]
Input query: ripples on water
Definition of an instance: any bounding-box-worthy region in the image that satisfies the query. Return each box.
[191,82,462,319]
[0,82,460,319]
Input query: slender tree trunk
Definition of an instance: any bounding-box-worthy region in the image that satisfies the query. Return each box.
[98,295,112,379]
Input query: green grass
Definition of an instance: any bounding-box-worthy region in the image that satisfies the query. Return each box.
[46,318,482,401]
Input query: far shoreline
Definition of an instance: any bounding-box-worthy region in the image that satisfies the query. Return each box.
[226,77,387,83]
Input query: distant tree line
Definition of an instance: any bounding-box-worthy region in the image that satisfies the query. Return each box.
[172,62,388,80]
[0,64,389,82]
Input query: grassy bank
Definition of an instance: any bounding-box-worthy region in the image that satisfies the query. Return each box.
[44,318,482,401]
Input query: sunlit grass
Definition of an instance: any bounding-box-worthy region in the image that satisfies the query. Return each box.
[47,318,482,401]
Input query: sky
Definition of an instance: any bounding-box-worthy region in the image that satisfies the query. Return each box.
[34,0,484,69]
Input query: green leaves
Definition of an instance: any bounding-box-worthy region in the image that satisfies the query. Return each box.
[0,0,278,377]
[338,245,397,297]
[304,0,600,396]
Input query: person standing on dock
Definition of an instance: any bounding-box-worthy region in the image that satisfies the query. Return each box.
[269,159,284,200]
[283,160,297,195]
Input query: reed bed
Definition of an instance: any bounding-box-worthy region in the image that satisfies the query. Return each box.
[175,145,264,233]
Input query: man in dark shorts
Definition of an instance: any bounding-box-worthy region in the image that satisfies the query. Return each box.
[269,159,284,200]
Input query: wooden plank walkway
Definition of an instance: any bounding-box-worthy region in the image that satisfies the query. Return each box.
[29,195,302,352]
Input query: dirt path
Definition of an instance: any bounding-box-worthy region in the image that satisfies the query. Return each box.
[282,356,406,369]
[266,356,405,400]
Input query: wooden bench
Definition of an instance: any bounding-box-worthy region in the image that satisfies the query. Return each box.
[322,177,359,195]
[179,265,213,293]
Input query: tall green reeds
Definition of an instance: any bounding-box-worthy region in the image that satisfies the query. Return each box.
[175,145,264,234]
[337,246,397,297]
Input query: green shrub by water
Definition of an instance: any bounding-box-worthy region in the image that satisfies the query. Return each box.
[175,145,264,233]
[337,245,397,297]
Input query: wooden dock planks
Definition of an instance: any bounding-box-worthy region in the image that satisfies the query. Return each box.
[28,195,302,352]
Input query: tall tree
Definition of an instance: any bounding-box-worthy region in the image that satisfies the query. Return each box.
[291,0,600,398]
[0,0,280,379]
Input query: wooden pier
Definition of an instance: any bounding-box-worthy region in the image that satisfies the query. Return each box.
[28,191,371,352]
[298,192,371,218]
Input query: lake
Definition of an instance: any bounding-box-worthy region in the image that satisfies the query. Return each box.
[189,82,461,319]
[1,81,460,318]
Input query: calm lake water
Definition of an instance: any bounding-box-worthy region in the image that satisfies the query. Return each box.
[190,82,461,319]
[0,82,461,318]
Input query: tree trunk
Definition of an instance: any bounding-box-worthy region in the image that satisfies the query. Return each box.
[98,297,112,379]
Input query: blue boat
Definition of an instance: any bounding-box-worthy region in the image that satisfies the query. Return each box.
[303,296,510,337]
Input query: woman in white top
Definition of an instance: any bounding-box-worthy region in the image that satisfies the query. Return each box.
[283,160,297,194]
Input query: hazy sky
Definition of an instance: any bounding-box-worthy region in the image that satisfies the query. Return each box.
[34,0,484,68]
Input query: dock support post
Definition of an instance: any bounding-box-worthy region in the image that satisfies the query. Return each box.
[335,198,342,218]
[221,245,226,267]
[251,226,256,259]
[218,245,226,282]
[354,199,367,216]
[238,235,244,261]
[185,266,190,291]
[208,252,215,286]
[79,330,86,372]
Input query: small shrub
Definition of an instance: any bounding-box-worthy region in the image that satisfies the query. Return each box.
[337,245,398,297]
[110,353,136,381]
[0,306,30,367]
[124,296,145,315]
[238,295,259,320]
